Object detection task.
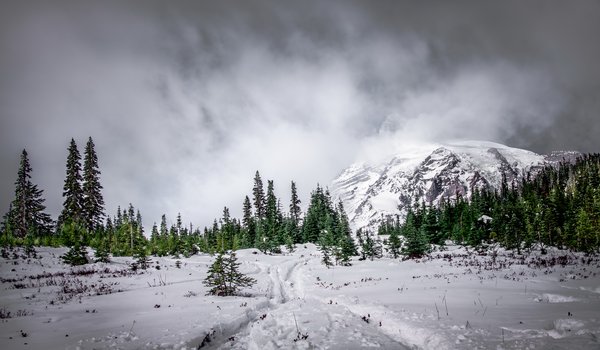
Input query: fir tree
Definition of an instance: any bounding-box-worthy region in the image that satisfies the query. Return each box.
[318,229,335,267]
[5,150,53,239]
[337,234,357,265]
[82,137,105,232]
[402,213,430,258]
[59,139,84,227]
[94,241,110,263]
[289,181,302,242]
[204,253,227,295]
[264,180,281,246]
[360,231,374,260]
[252,171,266,219]
[204,252,255,296]
[62,243,89,266]
[133,245,151,270]
[386,225,402,259]
[242,196,255,246]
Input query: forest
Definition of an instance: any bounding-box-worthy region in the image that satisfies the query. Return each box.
[2,138,599,268]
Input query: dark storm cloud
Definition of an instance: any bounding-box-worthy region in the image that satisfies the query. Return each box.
[1,0,599,228]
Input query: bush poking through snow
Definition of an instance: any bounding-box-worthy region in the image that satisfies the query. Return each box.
[203,252,256,296]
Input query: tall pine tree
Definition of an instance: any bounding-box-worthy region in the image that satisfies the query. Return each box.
[252,171,266,220]
[289,181,302,242]
[59,139,84,228]
[82,137,105,232]
[5,150,53,239]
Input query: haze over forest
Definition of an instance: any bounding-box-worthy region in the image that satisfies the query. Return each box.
[1,0,599,228]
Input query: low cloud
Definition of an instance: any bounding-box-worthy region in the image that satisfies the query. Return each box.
[0,1,598,228]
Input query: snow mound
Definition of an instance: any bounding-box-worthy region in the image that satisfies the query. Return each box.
[535,293,579,303]
[549,319,586,338]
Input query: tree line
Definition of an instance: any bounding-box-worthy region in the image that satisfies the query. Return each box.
[0,139,356,267]
[3,138,599,267]
[377,154,600,257]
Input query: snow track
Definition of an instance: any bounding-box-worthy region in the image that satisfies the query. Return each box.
[202,256,410,350]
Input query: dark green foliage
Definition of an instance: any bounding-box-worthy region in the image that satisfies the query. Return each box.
[318,228,335,268]
[401,213,430,258]
[204,252,255,296]
[94,242,110,263]
[3,150,53,242]
[82,137,105,232]
[242,196,256,248]
[62,244,89,266]
[384,218,402,259]
[252,171,266,220]
[358,229,381,261]
[104,204,147,257]
[133,245,151,270]
[289,181,302,243]
[59,139,84,227]
[378,154,600,254]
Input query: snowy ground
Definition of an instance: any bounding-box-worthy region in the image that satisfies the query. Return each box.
[1,244,599,349]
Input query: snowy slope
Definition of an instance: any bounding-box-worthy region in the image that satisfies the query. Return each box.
[1,245,599,349]
[331,140,576,231]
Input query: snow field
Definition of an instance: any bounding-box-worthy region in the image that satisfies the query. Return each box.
[1,244,599,349]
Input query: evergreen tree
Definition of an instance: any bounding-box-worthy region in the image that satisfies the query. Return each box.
[318,228,335,267]
[133,244,151,270]
[59,139,84,227]
[242,196,255,246]
[82,137,105,232]
[338,234,357,265]
[252,171,266,219]
[289,181,302,242]
[264,180,281,247]
[5,149,53,239]
[204,252,255,296]
[62,243,89,266]
[402,213,429,258]
[94,240,110,263]
[204,253,227,295]
[386,225,402,259]
[360,230,379,261]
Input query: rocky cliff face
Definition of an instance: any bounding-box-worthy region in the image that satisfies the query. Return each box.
[331,140,579,231]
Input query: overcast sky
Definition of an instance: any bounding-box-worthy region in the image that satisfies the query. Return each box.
[1,0,599,229]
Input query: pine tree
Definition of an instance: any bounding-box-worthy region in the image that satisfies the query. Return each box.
[252,171,266,220]
[94,240,110,263]
[204,253,227,295]
[335,200,355,257]
[360,231,378,261]
[338,234,357,265]
[402,213,430,258]
[318,228,335,267]
[289,181,302,242]
[82,137,105,232]
[242,196,255,246]
[265,180,281,247]
[62,243,89,266]
[133,244,151,270]
[59,139,84,228]
[386,226,402,259]
[6,150,53,239]
[204,252,255,296]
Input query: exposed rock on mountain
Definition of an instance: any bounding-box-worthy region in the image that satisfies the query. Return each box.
[331,140,579,231]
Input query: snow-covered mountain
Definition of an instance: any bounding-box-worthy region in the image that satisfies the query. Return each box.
[331,140,578,231]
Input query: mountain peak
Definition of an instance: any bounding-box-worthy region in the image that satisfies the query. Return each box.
[331,140,573,231]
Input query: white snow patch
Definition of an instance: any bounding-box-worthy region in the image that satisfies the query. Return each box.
[534,293,579,303]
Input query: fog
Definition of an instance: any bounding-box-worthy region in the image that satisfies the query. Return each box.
[1,1,599,228]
